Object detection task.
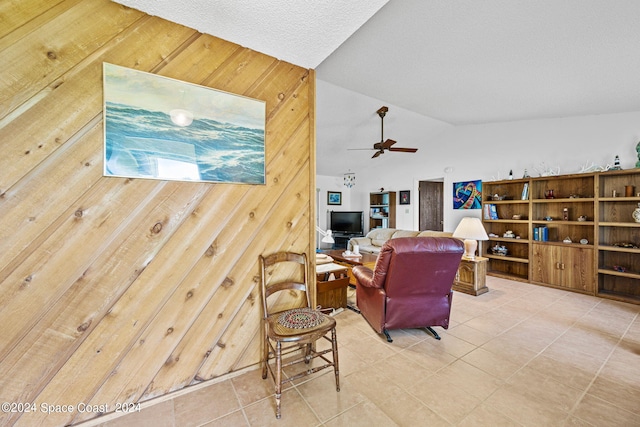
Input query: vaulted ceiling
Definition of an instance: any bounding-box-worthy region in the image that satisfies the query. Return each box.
[114,0,640,127]
[112,0,640,124]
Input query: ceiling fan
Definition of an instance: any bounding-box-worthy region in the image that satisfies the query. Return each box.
[351,106,418,158]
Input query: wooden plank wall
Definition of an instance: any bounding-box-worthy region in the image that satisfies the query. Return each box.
[0,0,316,425]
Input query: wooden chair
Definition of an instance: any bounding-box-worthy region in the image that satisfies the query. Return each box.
[260,252,340,419]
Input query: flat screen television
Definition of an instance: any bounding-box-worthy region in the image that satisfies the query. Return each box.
[329,211,364,235]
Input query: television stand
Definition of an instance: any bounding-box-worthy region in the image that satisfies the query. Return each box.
[332,233,363,250]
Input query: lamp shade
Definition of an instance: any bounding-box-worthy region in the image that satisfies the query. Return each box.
[452,217,488,260]
[452,217,489,240]
[315,226,335,244]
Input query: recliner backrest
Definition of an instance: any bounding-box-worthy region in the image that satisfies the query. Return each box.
[375,237,464,298]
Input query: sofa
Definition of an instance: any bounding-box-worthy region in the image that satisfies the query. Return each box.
[348,228,453,254]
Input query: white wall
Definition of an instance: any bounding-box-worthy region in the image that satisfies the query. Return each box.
[317,80,640,235]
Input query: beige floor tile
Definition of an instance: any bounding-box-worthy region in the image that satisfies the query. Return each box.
[464,310,518,337]
[447,324,495,347]
[346,366,434,426]
[494,303,535,324]
[403,404,452,427]
[461,347,522,380]
[371,351,435,390]
[397,340,457,373]
[505,366,583,413]
[334,344,369,378]
[572,393,640,426]
[525,353,596,391]
[98,400,174,427]
[485,386,570,427]
[586,375,640,416]
[480,335,538,366]
[597,346,640,391]
[343,333,397,364]
[409,373,482,424]
[553,326,618,359]
[243,388,320,427]
[458,403,522,427]
[324,399,398,427]
[419,332,476,359]
[201,409,249,426]
[231,370,283,407]
[173,380,241,426]
[436,359,504,400]
[296,373,363,422]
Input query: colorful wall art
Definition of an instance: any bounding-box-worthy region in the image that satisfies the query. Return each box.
[103,63,266,184]
[453,180,482,209]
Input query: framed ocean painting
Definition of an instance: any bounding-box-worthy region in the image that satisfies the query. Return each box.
[103,63,266,184]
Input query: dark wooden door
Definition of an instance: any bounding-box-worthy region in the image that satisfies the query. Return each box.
[419,181,443,231]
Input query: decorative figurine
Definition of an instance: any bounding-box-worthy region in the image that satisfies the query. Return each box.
[636,141,640,168]
[633,203,640,223]
[522,169,530,178]
[611,155,622,170]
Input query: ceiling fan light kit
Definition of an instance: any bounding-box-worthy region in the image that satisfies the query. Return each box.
[350,106,418,158]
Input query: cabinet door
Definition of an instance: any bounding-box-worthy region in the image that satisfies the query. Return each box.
[560,246,594,293]
[531,244,562,286]
[532,243,594,293]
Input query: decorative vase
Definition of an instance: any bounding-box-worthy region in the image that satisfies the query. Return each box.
[633,203,640,223]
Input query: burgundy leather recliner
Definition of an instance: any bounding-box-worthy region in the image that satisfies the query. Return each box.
[352,237,464,342]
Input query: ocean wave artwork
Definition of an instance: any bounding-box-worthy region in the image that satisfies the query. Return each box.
[103,63,266,184]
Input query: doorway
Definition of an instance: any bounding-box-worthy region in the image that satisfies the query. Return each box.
[419,180,444,231]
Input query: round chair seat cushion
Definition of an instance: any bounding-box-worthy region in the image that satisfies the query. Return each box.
[277,307,324,329]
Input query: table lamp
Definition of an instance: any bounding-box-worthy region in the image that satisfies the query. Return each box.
[452,217,488,260]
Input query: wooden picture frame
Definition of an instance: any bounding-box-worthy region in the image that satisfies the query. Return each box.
[103,63,266,184]
[327,191,342,205]
[399,190,410,205]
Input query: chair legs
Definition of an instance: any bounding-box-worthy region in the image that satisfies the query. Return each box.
[262,325,269,379]
[426,326,441,340]
[382,327,441,342]
[331,328,340,392]
[262,329,340,419]
[275,341,282,419]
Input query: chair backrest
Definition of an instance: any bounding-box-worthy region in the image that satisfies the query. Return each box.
[260,252,310,317]
[373,237,464,298]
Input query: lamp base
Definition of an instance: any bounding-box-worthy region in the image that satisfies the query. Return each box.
[463,239,478,260]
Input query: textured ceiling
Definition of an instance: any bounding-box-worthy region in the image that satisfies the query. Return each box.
[112,0,388,69]
[114,0,640,125]
[317,0,640,125]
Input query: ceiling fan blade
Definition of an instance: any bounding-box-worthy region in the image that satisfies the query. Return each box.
[389,147,418,153]
[348,148,377,151]
[372,150,383,158]
[381,139,396,149]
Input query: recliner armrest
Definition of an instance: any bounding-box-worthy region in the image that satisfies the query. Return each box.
[352,266,376,288]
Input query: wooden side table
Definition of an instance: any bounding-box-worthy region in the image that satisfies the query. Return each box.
[453,257,488,296]
[316,263,350,309]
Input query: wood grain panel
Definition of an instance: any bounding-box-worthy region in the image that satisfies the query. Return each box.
[0,0,315,425]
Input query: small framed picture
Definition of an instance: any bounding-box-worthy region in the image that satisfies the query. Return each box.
[327,191,342,205]
[399,190,410,205]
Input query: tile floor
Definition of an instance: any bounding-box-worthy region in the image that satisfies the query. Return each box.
[98,277,640,427]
